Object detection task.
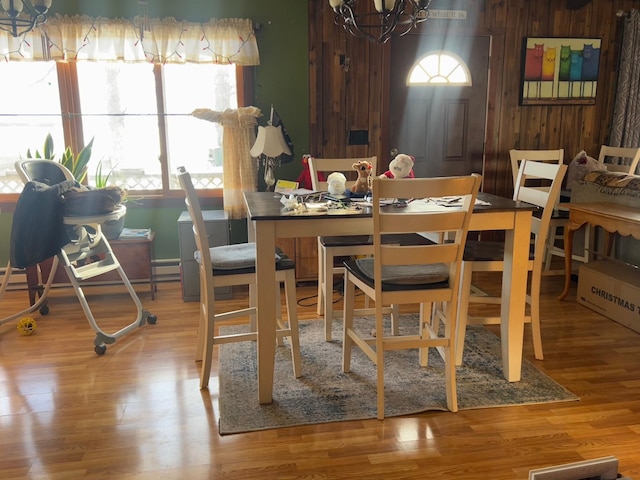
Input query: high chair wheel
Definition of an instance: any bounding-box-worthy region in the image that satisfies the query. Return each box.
[146,314,157,324]
[95,344,107,355]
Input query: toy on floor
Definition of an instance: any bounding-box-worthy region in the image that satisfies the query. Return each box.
[379,154,415,179]
[17,317,37,335]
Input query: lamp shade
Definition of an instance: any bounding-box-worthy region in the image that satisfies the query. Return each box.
[250,125,292,158]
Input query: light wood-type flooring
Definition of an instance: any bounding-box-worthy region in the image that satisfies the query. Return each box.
[1,272,640,479]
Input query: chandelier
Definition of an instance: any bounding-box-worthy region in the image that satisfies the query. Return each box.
[0,0,51,37]
[329,0,432,44]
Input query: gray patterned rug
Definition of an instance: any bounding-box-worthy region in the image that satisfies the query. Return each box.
[218,315,578,435]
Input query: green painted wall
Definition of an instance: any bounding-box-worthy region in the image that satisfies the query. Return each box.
[0,0,308,264]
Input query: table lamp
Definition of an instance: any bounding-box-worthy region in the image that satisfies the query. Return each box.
[250,108,293,191]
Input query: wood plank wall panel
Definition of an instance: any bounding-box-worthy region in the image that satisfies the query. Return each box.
[310,0,635,199]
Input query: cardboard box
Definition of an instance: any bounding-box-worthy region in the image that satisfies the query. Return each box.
[577,260,640,333]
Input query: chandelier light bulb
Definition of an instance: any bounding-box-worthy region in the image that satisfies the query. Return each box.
[1,0,24,16]
[0,0,52,36]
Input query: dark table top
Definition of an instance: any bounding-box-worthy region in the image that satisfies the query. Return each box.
[244,192,538,221]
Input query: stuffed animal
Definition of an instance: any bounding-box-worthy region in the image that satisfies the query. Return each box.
[327,172,347,195]
[349,160,373,194]
[379,154,415,179]
[296,154,325,190]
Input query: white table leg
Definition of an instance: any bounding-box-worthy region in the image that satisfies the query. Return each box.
[500,210,531,382]
[255,220,278,404]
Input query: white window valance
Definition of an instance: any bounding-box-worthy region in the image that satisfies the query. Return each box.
[0,14,259,65]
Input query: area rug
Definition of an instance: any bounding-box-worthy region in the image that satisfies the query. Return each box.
[218,315,578,435]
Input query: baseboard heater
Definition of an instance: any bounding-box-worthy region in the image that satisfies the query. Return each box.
[0,258,181,290]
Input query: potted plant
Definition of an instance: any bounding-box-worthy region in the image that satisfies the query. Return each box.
[27,133,94,184]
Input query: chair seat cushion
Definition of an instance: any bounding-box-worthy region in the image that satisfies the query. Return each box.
[345,258,449,291]
[194,243,290,274]
[464,240,534,262]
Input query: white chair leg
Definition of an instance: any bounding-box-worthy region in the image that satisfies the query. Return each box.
[543,224,558,272]
[283,270,302,378]
[276,282,285,347]
[375,314,385,420]
[342,274,356,372]
[529,276,544,360]
[390,303,400,335]
[418,302,432,366]
[455,261,473,365]
[443,314,458,413]
[316,238,324,316]
[249,282,257,332]
[199,294,215,389]
[195,274,207,362]
[324,249,336,341]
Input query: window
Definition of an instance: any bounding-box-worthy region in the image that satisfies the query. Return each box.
[163,63,237,190]
[0,60,239,197]
[0,61,64,194]
[0,15,259,200]
[407,51,472,86]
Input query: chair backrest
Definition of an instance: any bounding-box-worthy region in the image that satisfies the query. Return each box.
[513,159,567,270]
[597,145,640,174]
[176,166,214,304]
[308,156,377,191]
[370,174,481,295]
[509,149,564,188]
[15,159,75,185]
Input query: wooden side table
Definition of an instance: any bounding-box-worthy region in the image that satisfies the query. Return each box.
[558,203,640,300]
[29,231,157,302]
[106,231,157,299]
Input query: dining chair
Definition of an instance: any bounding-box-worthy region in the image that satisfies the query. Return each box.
[509,149,579,274]
[308,156,384,341]
[341,174,482,419]
[597,145,640,174]
[176,166,302,389]
[456,160,567,364]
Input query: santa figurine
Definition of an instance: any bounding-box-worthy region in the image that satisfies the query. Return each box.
[379,154,416,179]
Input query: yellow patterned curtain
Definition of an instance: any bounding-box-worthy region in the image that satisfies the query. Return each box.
[1,15,260,65]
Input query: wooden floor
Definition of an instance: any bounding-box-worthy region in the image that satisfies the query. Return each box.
[1,273,640,479]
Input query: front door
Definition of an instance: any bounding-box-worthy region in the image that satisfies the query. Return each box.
[389,35,490,178]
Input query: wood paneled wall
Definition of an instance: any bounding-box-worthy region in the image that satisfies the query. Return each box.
[310,0,634,198]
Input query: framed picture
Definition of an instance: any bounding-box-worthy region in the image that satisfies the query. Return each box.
[520,37,602,105]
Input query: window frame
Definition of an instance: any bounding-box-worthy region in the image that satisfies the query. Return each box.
[0,61,252,206]
[407,50,472,87]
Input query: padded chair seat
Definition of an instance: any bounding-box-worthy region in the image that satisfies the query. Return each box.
[194,243,294,276]
[463,240,535,262]
[344,258,449,291]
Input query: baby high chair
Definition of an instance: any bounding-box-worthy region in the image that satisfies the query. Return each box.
[0,159,156,354]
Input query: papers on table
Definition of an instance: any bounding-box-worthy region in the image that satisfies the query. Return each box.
[358,197,492,208]
[428,197,492,207]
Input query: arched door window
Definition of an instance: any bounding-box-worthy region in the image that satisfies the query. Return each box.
[407,51,472,86]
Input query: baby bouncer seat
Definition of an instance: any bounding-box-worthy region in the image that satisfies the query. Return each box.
[1,159,156,354]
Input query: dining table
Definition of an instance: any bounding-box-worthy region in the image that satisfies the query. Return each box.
[244,191,537,404]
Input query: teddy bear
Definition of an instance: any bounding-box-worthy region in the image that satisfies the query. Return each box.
[379,154,415,179]
[349,160,373,194]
